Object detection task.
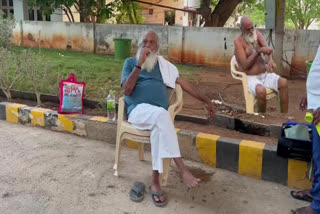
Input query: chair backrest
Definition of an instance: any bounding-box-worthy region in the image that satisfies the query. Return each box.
[230,56,243,81]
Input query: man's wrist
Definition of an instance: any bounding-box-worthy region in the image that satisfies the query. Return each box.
[135,65,142,70]
[137,60,144,68]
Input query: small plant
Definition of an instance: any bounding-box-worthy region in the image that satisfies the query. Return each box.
[48,66,65,100]
[21,50,52,106]
[0,47,23,100]
[0,11,16,48]
[97,84,110,116]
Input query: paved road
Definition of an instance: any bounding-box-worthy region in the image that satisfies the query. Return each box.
[0,121,308,214]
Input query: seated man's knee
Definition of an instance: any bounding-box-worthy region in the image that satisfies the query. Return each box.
[255,85,266,99]
[278,77,288,89]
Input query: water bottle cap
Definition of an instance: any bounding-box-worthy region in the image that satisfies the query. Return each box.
[305,112,313,123]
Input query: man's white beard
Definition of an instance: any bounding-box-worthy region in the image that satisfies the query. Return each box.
[136,48,158,72]
[243,30,257,48]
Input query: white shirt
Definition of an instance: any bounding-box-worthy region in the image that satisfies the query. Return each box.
[307,45,320,95]
[307,44,320,109]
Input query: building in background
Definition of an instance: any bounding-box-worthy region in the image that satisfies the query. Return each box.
[138,0,201,26]
[1,0,201,26]
[0,0,64,21]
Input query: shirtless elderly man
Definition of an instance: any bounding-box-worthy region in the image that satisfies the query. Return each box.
[234,16,288,113]
[121,30,215,207]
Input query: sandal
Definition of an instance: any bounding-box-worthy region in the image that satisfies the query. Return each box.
[291,207,316,214]
[148,186,167,207]
[290,190,313,202]
[129,182,145,202]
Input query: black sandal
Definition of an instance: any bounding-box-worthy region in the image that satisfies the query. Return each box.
[129,182,145,202]
[148,186,167,207]
[290,190,313,202]
[291,207,316,214]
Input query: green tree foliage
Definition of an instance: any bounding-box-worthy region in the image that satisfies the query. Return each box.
[239,0,319,29]
[201,0,319,29]
[113,0,145,24]
[28,0,77,22]
[286,0,320,29]
[241,0,265,27]
[29,0,114,23]
[29,0,144,24]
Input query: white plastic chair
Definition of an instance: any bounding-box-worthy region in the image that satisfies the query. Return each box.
[113,84,183,186]
[230,55,277,113]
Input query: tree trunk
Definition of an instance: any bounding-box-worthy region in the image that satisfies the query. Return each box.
[1,88,11,101]
[65,5,75,22]
[63,8,72,22]
[274,0,286,75]
[35,92,41,106]
[200,0,243,27]
[79,0,86,22]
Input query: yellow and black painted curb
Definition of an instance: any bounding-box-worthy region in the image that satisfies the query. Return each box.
[0,102,311,189]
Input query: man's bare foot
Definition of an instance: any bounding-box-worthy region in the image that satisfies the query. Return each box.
[292,206,317,214]
[181,170,201,188]
[150,184,165,203]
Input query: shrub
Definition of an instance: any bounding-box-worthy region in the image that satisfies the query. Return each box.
[20,49,52,106]
[0,47,22,100]
[0,11,16,48]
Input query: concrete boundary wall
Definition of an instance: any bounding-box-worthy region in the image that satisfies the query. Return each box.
[11,21,320,77]
[0,101,312,190]
[95,24,169,56]
[13,21,94,52]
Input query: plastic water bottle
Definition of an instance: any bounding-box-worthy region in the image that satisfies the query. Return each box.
[106,90,116,121]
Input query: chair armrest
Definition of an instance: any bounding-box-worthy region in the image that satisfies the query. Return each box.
[168,84,183,122]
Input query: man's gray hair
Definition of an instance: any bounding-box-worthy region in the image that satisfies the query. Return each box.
[137,30,160,51]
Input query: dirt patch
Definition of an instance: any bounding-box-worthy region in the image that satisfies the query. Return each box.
[171,166,215,184]
[182,69,306,125]
[188,167,215,184]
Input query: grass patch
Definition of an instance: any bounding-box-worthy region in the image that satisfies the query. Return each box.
[10,46,203,100]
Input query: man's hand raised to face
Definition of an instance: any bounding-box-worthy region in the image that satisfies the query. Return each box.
[137,47,151,67]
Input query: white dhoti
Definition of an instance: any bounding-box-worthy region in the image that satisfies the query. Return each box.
[128,103,181,173]
[247,72,280,96]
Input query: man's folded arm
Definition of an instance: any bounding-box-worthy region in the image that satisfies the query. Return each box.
[234,39,259,72]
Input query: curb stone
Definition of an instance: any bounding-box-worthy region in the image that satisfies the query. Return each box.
[0,91,282,137]
[0,102,311,189]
